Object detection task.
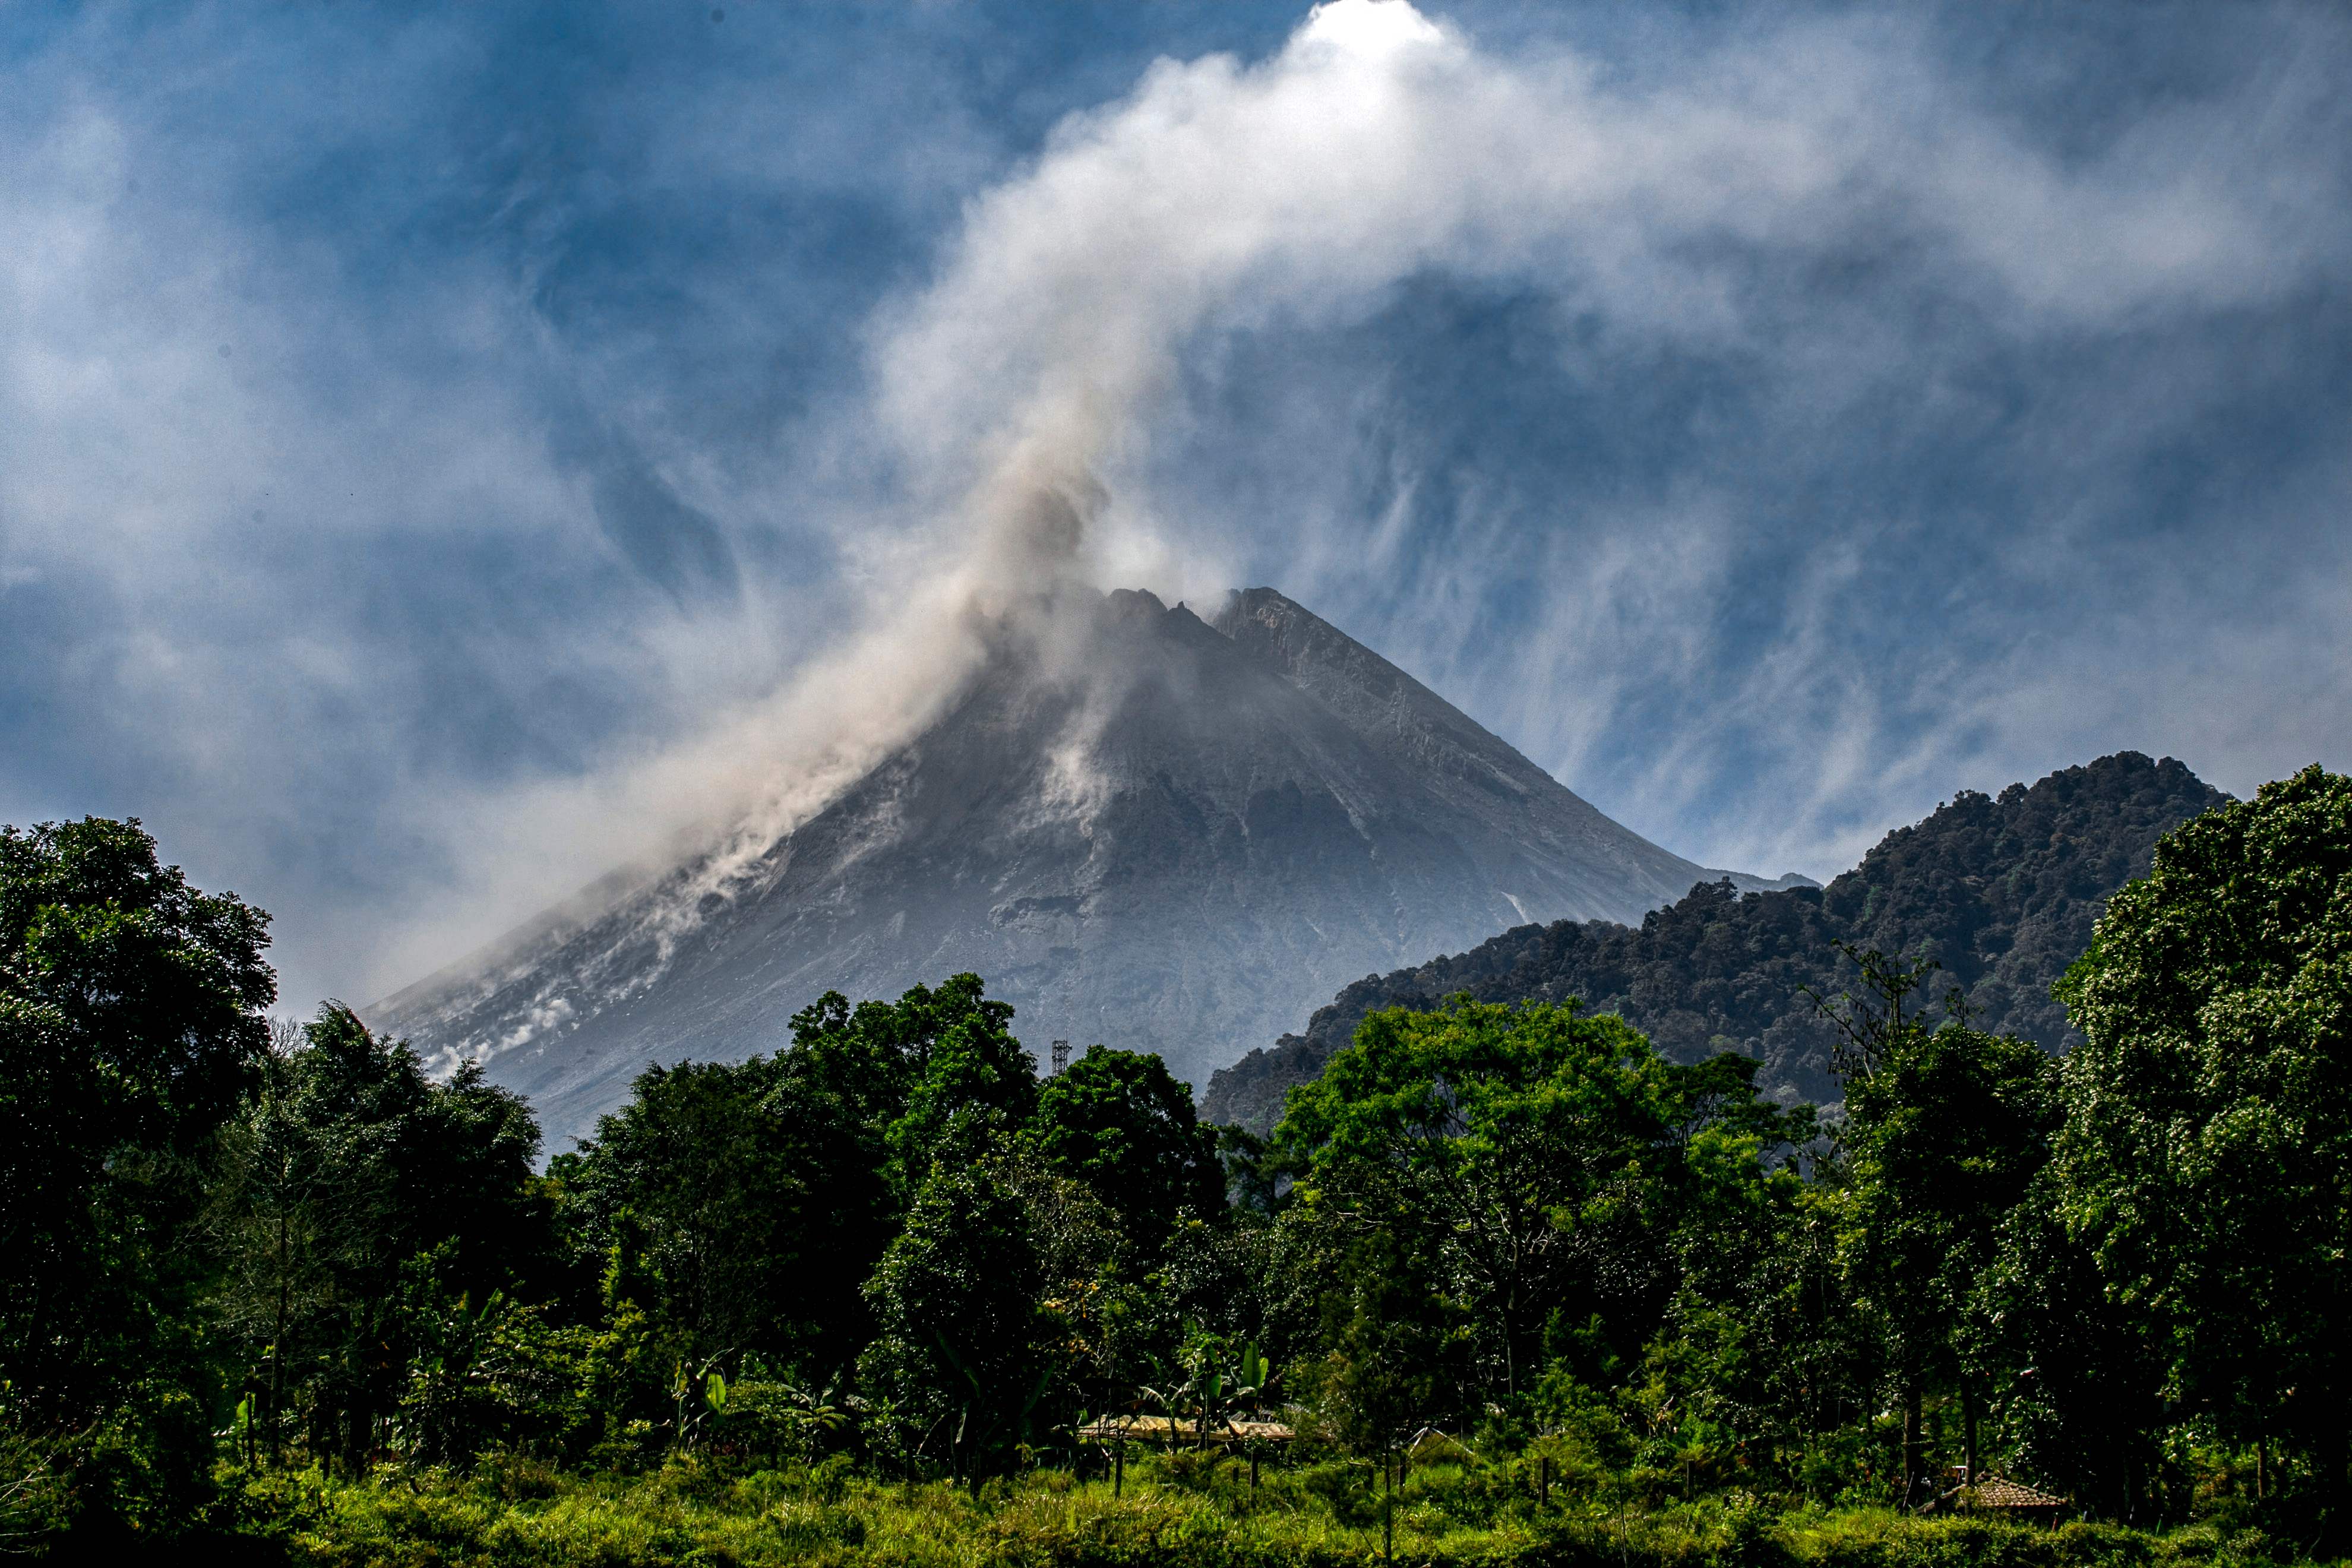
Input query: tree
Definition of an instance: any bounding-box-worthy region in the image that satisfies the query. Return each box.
[1276,997,1760,1406]
[207,1018,336,1467]
[0,818,273,1528]
[1216,1125,1281,1217]
[1028,1045,1223,1251]
[884,976,1038,1190]
[1844,1023,2059,1500]
[759,981,966,1361]
[992,1156,1122,1396]
[1292,1206,1461,1460]
[1975,1175,2167,1520]
[562,1057,804,1361]
[2048,765,2352,1519]
[560,975,1041,1384]
[209,1004,546,1469]
[859,1163,1055,1487]
[1815,946,2060,1504]
[1636,1089,1862,1499]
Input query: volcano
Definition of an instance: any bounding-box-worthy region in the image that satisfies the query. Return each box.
[372,587,1798,1147]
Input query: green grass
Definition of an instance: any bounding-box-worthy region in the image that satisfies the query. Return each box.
[198,1453,2311,1568]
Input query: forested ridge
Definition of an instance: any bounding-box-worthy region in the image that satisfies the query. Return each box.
[1205,753,2226,1130]
[4,759,2348,1568]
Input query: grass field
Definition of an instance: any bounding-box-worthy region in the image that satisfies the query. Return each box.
[203,1451,2304,1568]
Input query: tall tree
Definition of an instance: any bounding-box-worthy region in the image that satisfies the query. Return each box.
[560,1057,801,1360]
[1275,998,1776,1406]
[859,1163,1055,1487]
[1975,1175,2167,1520]
[0,817,273,1517]
[559,973,1045,1382]
[885,976,1038,1190]
[1028,1045,1223,1253]
[2048,765,2352,1519]
[1814,947,2060,1503]
[209,1004,543,1469]
[762,981,975,1360]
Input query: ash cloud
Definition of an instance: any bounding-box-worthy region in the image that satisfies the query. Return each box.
[858,0,2352,875]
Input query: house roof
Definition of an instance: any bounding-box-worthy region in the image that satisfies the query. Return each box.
[1963,1476,2068,1510]
[1077,1415,1294,1443]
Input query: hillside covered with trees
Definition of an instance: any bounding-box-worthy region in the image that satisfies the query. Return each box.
[1205,753,2226,1130]
[4,761,2347,1568]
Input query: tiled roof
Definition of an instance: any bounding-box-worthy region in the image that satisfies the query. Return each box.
[1964,1476,2068,1510]
[1077,1415,1294,1443]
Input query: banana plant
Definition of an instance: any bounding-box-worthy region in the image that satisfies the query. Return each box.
[1131,1354,1186,1452]
[1234,1342,1274,1417]
[776,1374,853,1455]
[669,1348,735,1452]
[1194,1332,1278,1444]
[232,1393,256,1468]
[934,1333,1055,1494]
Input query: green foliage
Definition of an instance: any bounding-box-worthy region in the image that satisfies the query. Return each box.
[559,1054,809,1359]
[0,817,274,1150]
[1029,1045,1224,1252]
[709,1365,858,1466]
[2047,765,2352,1519]
[556,974,1035,1386]
[1278,997,1807,1411]
[16,769,2352,1560]
[1823,946,2064,1502]
[1635,1143,1864,1497]
[860,1161,1058,1485]
[873,975,1039,1190]
[0,820,275,1387]
[207,1003,548,1472]
[768,979,990,1358]
[209,1457,2284,1568]
[1975,1178,2165,1520]
[0,1417,70,1550]
[393,1244,590,1466]
[0,817,274,1540]
[1210,753,2226,1130]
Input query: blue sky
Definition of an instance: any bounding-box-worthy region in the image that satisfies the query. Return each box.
[4,0,2347,1014]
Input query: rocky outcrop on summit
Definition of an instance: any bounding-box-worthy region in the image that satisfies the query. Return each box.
[1200,752,2228,1133]
[372,587,1787,1150]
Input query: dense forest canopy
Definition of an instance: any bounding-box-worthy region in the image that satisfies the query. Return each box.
[1,761,2346,1566]
[1206,753,2228,1130]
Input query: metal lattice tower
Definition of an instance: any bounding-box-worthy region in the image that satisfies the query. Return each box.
[1050,1039,1071,1075]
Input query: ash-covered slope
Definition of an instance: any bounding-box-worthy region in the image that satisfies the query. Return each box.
[373,587,1791,1148]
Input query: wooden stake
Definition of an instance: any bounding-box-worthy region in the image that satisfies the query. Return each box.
[1383,1452,1394,1562]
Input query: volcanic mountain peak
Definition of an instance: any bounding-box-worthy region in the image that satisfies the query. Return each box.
[374,586,1786,1149]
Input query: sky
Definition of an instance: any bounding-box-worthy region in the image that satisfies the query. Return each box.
[4,0,2348,1017]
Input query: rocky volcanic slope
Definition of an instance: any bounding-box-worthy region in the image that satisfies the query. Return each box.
[374,587,1794,1149]
[1200,751,2228,1132]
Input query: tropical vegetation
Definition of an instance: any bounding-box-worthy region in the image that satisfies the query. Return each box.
[1,764,2347,1565]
